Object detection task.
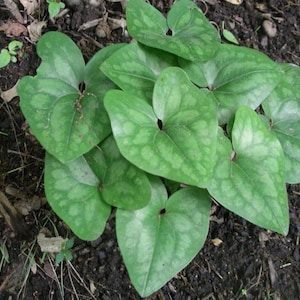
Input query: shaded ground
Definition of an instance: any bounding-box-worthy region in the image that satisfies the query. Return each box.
[0,0,300,299]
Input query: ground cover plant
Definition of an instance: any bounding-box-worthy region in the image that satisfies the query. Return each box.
[0,40,23,68]
[17,0,300,297]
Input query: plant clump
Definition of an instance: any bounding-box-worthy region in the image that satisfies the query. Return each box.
[17,0,300,297]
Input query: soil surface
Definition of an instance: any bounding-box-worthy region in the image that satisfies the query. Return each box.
[0,0,300,299]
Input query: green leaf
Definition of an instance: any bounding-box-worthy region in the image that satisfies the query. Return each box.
[104,67,218,188]
[262,64,300,183]
[85,43,126,88]
[8,41,22,55]
[279,63,300,89]
[45,133,152,238]
[0,49,11,68]
[55,252,65,265]
[116,177,211,297]
[10,56,17,63]
[101,42,178,101]
[63,250,73,261]
[207,107,289,235]
[179,44,281,124]
[222,29,239,45]
[48,1,65,18]
[65,238,74,249]
[84,136,152,210]
[36,31,85,87]
[18,76,109,163]
[126,0,220,61]
[18,32,117,162]
[45,152,111,241]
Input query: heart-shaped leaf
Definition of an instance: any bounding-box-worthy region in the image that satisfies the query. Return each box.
[179,44,281,124]
[208,107,289,235]
[0,49,11,68]
[100,41,178,101]
[262,64,300,183]
[18,32,121,163]
[104,67,218,188]
[35,31,85,87]
[45,152,111,241]
[84,136,152,210]
[45,136,152,239]
[126,0,220,61]
[116,176,211,297]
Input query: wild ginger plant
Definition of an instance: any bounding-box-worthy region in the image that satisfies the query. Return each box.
[17,0,300,296]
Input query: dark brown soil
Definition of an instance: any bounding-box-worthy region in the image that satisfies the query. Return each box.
[0,0,300,299]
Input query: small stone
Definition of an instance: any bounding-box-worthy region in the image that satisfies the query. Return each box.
[263,20,277,38]
[224,0,243,5]
[212,238,223,246]
[260,35,268,48]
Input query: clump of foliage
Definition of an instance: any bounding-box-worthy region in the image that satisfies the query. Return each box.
[17,0,300,296]
[0,40,23,68]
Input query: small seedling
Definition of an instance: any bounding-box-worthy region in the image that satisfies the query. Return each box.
[0,40,23,68]
[241,288,248,296]
[46,0,65,18]
[55,238,74,265]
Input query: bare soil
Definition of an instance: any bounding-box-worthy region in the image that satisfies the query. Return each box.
[0,0,300,299]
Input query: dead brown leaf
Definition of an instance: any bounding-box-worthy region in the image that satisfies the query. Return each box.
[0,80,19,102]
[19,0,39,16]
[27,20,47,42]
[0,191,29,236]
[0,21,27,37]
[37,231,66,253]
[5,183,47,215]
[14,195,47,216]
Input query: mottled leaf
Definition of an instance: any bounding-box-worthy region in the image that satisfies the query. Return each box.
[18,32,120,162]
[179,44,281,124]
[126,0,220,61]
[208,107,289,234]
[116,177,211,297]
[104,67,218,187]
[262,64,300,183]
[85,136,152,210]
[101,41,178,101]
[44,152,111,241]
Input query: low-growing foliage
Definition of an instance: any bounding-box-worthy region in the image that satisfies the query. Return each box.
[46,0,65,18]
[55,237,74,265]
[0,40,23,68]
[17,0,300,296]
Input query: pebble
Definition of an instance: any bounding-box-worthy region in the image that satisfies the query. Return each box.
[263,19,277,38]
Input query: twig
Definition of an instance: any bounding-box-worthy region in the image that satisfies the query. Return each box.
[7,149,44,162]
